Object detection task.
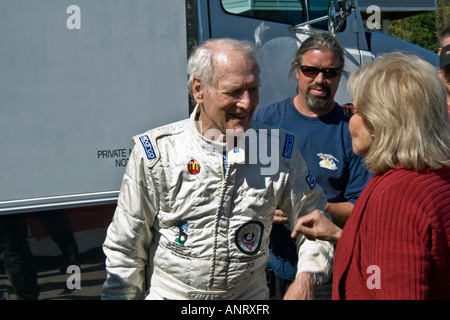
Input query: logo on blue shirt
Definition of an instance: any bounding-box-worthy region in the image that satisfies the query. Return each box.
[282,134,295,158]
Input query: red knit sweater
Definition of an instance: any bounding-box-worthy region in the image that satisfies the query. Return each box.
[332,167,450,300]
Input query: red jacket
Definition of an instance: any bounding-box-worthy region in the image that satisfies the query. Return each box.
[332,167,450,300]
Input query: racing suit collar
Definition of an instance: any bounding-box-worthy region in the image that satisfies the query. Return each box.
[191,104,227,153]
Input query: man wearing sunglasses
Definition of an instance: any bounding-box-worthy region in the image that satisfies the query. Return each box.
[254,32,372,299]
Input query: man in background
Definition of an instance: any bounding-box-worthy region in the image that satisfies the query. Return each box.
[254,32,371,299]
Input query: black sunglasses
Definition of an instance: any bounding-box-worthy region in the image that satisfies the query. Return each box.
[299,65,342,78]
[343,103,355,118]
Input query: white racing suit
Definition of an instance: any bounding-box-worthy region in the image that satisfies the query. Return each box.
[102,105,334,300]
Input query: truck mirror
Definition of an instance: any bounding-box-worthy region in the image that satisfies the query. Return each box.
[328,1,337,35]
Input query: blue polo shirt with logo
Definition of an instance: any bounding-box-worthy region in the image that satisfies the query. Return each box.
[253,97,372,281]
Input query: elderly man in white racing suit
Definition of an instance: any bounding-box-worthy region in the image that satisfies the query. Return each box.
[102,38,334,300]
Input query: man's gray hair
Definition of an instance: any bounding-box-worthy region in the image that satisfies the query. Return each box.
[187,38,260,95]
[290,32,345,77]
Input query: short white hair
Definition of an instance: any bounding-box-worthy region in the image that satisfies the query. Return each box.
[186,38,260,95]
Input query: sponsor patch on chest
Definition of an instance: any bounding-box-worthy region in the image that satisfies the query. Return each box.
[235,221,264,255]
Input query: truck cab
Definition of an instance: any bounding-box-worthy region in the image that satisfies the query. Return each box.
[206,0,438,108]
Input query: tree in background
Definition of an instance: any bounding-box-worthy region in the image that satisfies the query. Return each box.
[389,0,450,52]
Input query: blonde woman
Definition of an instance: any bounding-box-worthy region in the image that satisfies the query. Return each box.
[292,53,450,299]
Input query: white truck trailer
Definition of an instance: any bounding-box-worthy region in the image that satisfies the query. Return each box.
[0,0,438,215]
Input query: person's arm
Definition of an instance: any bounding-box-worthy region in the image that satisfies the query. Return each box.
[283,272,317,300]
[283,209,341,300]
[102,144,157,300]
[279,147,334,300]
[275,202,353,228]
[325,202,354,228]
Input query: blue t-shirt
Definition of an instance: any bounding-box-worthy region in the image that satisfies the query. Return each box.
[253,97,372,281]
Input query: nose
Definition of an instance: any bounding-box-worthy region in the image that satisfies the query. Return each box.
[314,71,325,84]
[237,89,258,110]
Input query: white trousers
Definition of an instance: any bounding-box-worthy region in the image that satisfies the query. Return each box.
[146,266,269,300]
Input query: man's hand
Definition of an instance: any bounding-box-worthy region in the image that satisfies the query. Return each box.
[273,209,289,224]
[283,273,316,300]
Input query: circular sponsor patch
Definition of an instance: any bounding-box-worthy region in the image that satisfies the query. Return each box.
[187,159,200,175]
[235,221,264,255]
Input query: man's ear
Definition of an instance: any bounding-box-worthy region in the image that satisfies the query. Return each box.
[192,78,203,103]
[293,62,301,79]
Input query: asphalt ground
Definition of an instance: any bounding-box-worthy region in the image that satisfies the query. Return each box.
[0,246,106,301]
[0,219,332,301]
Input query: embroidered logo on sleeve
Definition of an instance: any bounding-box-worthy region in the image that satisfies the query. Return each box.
[282,134,295,158]
[305,170,317,189]
[139,135,156,160]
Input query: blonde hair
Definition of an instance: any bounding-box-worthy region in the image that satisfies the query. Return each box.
[348,52,450,173]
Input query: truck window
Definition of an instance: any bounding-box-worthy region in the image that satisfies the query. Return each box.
[221,0,304,25]
[221,0,339,28]
[309,0,338,21]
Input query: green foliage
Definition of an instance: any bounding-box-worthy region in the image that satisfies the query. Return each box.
[388,0,450,52]
[436,0,450,32]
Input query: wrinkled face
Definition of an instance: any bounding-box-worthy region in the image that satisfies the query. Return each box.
[193,51,260,141]
[295,49,341,110]
[348,112,373,157]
